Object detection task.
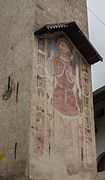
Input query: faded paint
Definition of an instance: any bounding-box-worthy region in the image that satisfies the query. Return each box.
[0,0,98,179]
[30,34,98,180]
[0,153,6,159]
[47,37,79,116]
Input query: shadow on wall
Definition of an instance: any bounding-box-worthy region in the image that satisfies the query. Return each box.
[0,176,16,180]
[0,175,30,180]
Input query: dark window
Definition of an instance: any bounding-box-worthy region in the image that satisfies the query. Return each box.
[95,108,104,118]
[97,154,105,172]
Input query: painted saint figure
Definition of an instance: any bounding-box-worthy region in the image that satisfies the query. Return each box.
[48,37,78,116]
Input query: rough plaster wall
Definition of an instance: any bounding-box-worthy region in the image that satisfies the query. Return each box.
[98,171,105,180]
[0,0,35,179]
[0,0,96,179]
[34,0,88,35]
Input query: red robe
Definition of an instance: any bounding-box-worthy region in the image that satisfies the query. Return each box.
[52,58,78,116]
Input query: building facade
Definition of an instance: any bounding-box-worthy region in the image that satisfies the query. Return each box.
[94,86,105,180]
[0,0,101,179]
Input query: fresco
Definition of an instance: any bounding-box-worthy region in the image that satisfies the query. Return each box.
[80,60,94,169]
[32,34,95,173]
[47,37,79,116]
[34,38,46,156]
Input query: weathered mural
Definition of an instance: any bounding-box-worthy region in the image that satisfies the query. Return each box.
[81,60,94,168]
[32,34,95,175]
[34,38,46,156]
[79,59,95,170]
[47,37,79,116]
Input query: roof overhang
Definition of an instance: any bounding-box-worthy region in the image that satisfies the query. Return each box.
[34,21,103,65]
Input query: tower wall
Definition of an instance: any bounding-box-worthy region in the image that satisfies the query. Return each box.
[0,0,97,179]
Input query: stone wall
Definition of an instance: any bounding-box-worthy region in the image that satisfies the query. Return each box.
[0,0,97,179]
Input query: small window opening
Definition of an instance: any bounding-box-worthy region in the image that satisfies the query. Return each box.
[97,153,105,172]
[95,108,104,118]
